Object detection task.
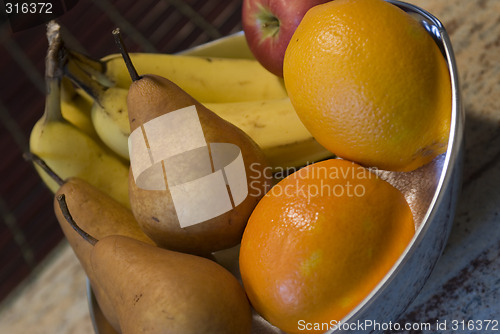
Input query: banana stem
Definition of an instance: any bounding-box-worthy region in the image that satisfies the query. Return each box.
[67,49,115,88]
[43,21,65,124]
[67,49,105,75]
[23,152,65,186]
[46,21,64,81]
[112,28,141,82]
[57,194,98,246]
[64,58,107,102]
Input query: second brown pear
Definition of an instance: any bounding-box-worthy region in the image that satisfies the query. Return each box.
[126,72,273,256]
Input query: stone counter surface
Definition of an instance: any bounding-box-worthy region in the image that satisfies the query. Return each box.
[0,242,93,333]
[1,0,499,333]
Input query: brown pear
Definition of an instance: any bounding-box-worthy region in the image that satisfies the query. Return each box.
[57,195,253,334]
[114,30,273,256]
[54,178,157,332]
[26,153,154,332]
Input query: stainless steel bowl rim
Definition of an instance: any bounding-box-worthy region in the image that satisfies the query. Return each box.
[328,0,464,330]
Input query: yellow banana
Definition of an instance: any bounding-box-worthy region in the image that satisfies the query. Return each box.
[60,77,98,139]
[91,87,130,159]
[30,22,130,209]
[204,98,334,171]
[85,84,333,170]
[63,53,131,160]
[69,48,288,103]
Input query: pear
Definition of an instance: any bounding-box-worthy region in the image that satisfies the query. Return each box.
[57,195,253,334]
[26,153,154,332]
[54,178,147,332]
[113,29,273,255]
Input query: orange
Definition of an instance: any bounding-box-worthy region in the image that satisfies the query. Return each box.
[239,159,415,334]
[283,0,451,172]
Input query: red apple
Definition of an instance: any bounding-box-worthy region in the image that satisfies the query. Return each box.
[242,0,331,77]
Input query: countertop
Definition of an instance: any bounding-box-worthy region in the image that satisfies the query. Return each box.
[1,0,499,333]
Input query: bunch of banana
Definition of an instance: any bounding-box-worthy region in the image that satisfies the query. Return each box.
[63,39,333,171]
[29,22,130,208]
[68,47,288,103]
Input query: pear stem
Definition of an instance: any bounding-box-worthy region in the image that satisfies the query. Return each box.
[57,194,98,246]
[23,152,65,186]
[112,28,140,82]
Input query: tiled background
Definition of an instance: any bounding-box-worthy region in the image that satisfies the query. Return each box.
[0,0,243,303]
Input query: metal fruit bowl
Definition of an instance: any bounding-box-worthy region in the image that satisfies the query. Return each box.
[88,1,464,333]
